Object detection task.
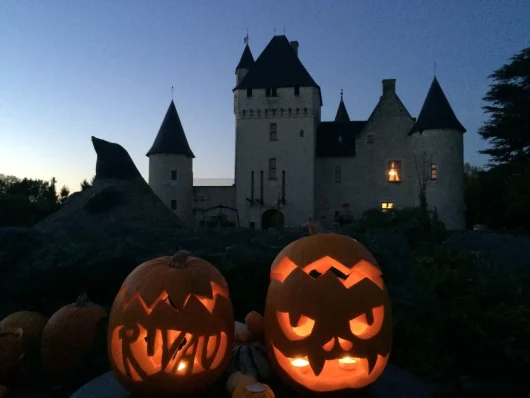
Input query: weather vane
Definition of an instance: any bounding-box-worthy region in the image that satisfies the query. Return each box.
[171,86,174,100]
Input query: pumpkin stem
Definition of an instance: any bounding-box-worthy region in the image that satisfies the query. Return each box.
[170,250,191,268]
[306,219,325,235]
[76,292,90,306]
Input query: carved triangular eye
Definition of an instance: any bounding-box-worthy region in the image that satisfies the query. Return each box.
[309,267,348,280]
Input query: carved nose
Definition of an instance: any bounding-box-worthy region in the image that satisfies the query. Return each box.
[322,337,336,352]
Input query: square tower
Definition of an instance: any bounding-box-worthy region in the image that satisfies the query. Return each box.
[233,36,322,229]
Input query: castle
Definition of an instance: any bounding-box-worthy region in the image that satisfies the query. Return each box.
[146,35,466,230]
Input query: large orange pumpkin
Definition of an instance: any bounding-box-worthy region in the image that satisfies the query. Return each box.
[108,251,235,397]
[41,293,107,382]
[264,230,392,393]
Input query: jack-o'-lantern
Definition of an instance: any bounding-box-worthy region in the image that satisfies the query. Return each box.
[264,229,392,393]
[108,251,234,396]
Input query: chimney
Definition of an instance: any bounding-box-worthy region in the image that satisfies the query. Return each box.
[382,79,396,95]
[290,41,299,56]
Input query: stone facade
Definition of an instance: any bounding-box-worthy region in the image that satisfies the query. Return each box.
[148,36,466,230]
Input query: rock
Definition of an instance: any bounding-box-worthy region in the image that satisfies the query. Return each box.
[70,365,432,398]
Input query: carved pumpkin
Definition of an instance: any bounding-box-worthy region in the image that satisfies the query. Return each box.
[41,293,107,382]
[233,381,275,398]
[0,328,28,384]
[264,230,392,393]
[108,251,234,396]
[0,311,48,344]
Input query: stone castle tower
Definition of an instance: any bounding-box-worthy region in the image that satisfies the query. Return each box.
[234,37,322,228]
[146,100,194,225]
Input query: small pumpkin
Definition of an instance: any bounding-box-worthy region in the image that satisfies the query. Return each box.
[0,328,28,384]
[229,343,270,381]
[0,311,48,344]
[245,311,264,340]
[226,371,257,395]
[108,250,234,397]
[41,293,107,382]
[264,225,392,393]
[233,380,275,398]
[235,321,253,343]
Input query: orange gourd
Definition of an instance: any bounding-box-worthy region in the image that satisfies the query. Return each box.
[108,251,234,397]
[41,293,107,382]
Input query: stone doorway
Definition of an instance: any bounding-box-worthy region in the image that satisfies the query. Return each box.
[261,209,284,229]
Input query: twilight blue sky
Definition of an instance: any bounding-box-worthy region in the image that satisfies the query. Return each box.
[1,0,529,192]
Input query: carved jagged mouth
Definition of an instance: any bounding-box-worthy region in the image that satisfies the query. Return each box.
[271,345,389,392]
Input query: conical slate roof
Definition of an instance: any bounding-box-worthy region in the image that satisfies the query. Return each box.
[410,77,466,134]
[335,93,350,123]
[147,100,195,158]
[235,44,255,72]
[234,35,320,94]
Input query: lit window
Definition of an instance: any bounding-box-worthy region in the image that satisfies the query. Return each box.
[170,200,177,211]
[269,158,277,180]
[388,160,401,182]
[335,166,342,183]
[381,202,394,212]
[170,170,177,180]
[431,163,437,180]
[270,123,277,141]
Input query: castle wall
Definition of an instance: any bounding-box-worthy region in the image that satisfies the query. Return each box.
[193,186,237,226]
[234,86,321,228]
[315,83,417,225]
[412,129,465,230]
[148,154,193,225]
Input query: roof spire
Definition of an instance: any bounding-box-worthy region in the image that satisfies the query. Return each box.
[409,77,466,135]
[171,86,174,101]
[335,90,350,123]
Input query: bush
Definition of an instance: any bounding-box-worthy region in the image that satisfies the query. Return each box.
[343,207,447,247]
[391,245,530,383]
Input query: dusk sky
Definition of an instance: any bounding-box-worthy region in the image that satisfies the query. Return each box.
[1,0,529,192]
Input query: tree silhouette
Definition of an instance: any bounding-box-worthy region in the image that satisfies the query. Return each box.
[479,47,530,164]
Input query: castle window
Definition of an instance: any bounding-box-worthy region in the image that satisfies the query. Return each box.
[250,110,253,116]
[247,88,252,97]
[265,109,268,116]
[367,134,374,144]
[288,108,292,115]
[270,123,278,141]
[269,158,277,180]
[294,86,300,96]
[430,163,437,180]
[388,160,401,182]
[381,202,394,212]
[170,200,177,211]
[242,110,246,117]
[335,166,342,183]
[272,109,276,116]
[272,87,277,97]
[280,109,284,116]
[257,110,261,117]
[304,108,307,115]
[300,130,304,137]
[296,108,300,114]
[170,170,177,180]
